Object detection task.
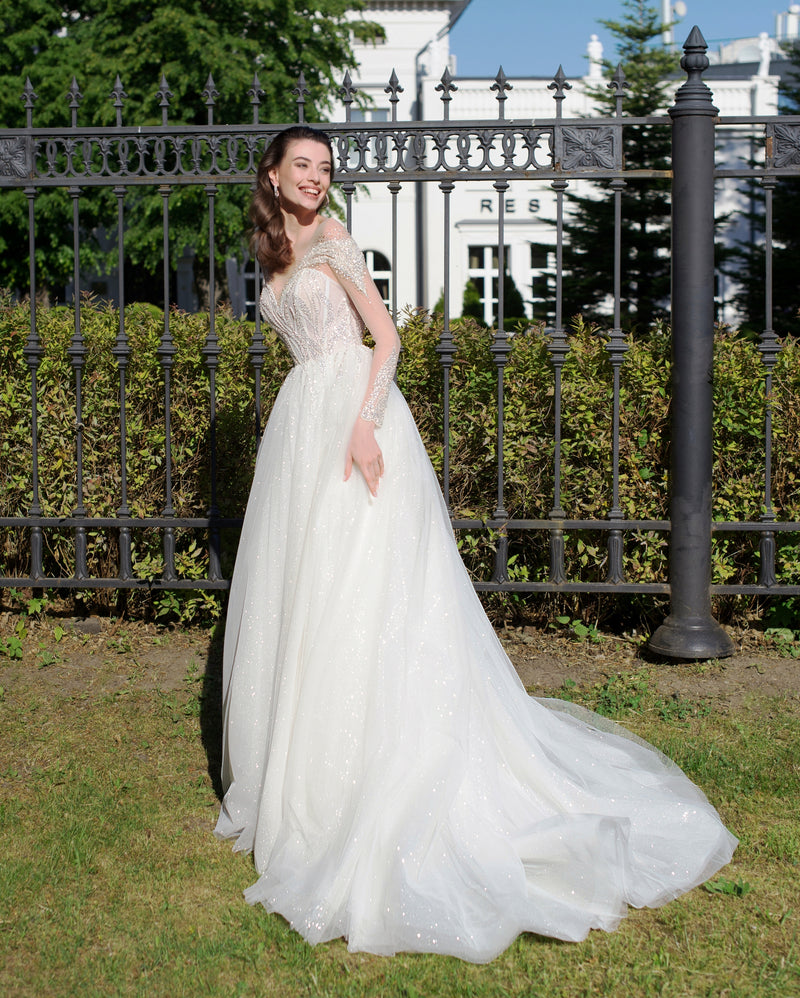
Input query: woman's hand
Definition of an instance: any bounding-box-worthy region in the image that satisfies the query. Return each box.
[344,418,384,497]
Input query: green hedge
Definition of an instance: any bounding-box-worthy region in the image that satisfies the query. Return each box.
[1,293,798,623]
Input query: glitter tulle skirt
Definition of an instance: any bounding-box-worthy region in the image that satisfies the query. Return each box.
[214,343,736,963]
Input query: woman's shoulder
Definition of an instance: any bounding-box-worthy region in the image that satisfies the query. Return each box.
[318,216,356,245]
[311,218,367,291]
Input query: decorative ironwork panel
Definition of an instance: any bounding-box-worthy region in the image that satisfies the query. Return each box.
[0,120,636,188]
[561,126,617,170]
[773,123,800,169]
[0,137,31,178]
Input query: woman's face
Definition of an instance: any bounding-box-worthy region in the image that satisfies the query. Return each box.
[268,138,332,215]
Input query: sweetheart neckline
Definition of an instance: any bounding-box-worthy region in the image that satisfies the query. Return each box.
[266,222,330,305]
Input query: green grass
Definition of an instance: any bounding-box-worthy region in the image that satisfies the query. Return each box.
[1,660,798,998]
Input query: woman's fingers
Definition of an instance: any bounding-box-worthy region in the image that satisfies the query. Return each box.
[344,421,384,496]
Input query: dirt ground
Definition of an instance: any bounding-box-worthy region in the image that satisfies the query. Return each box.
[2,613,799,715]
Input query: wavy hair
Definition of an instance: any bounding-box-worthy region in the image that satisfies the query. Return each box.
[251,126,334,276]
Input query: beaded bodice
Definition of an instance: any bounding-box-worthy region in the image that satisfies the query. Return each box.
[260,234,368,365]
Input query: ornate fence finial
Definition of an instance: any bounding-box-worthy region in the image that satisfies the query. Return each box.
[385,69,403,121]
[110,75,127,127]
[548,66,572,118]
[157,74,173,126]
[435,67,457,121]
[293,72,310,123]
[338,70,357,121]
[22,77,37,127]
[671,25,718,116]
[608,64,629,117]
[249,72,265,124]
[67,77,83,127]
[202,74,219,125]
[491,66,512,120]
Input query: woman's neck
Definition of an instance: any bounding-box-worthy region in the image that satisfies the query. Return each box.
[283,210,324,256]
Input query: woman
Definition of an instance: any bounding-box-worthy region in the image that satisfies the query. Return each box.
[214,125,736,963]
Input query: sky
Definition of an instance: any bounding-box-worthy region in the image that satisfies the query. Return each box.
[449,1,785,78]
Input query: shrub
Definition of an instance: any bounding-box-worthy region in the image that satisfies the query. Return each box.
[1,294,798,625]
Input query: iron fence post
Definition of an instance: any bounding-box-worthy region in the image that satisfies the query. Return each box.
[649,27,734,660]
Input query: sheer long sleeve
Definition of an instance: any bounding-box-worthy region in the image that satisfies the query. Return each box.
[316,220,400,427]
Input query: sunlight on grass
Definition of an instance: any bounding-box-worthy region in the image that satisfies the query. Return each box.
[1,662,798,998]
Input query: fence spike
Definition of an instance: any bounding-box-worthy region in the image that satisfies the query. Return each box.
[157,74,173,125]
[608,64,629,117]
[338,70,357,121]
[110,74,128,127]
[385,69,404,122]
[435,67,457,121]
[548,66,572,118]
[292,72,310,123]
[491,66,512,120]
[203,73,220,125]
[67,77,83,127]
[22,77,38,126]
[249,71,265,123]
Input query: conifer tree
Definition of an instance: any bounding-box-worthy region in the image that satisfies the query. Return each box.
[559,1,679,332]
[461,279,485,323]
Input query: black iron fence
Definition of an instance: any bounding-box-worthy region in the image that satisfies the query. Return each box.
[1,29,799,657]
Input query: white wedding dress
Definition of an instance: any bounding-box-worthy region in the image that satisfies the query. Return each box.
[214,219,736,963]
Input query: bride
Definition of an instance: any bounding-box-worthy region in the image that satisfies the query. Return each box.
[214,125,736,963]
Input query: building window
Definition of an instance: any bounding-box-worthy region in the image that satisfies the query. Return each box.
[467,245,508,325]
[364,249,392,307]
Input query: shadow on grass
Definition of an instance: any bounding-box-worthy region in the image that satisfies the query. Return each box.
[201,615,226,801]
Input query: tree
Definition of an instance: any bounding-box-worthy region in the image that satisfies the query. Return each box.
[730,42,800,338]
[0,1,382,299]
[498,271,526,326]
[559,0,679,331]
[461,278,484,323]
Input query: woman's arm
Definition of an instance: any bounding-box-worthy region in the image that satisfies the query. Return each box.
[318,220,401,497]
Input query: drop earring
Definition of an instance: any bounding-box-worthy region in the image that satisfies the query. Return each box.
[272,183,280,201]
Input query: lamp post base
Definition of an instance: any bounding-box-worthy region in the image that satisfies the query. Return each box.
[649,614,735,660]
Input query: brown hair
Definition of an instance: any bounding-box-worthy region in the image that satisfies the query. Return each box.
[250,126,335,276]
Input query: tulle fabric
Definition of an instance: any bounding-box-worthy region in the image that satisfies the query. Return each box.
[215,342,736,963]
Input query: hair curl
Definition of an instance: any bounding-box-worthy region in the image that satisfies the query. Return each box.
[251,126,334,276]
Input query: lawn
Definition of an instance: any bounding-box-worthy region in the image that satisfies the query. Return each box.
[0,618,798,998]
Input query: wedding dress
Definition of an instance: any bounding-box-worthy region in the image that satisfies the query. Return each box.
[214,218,736,963]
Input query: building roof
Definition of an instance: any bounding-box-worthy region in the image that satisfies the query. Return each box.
[702,58,794,83]
[363,0,471,30]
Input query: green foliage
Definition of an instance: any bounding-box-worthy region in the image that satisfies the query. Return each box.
[703,877,753,898]
[765,627,800,659]
[559,670,713,723]
[461,278,484,323]
[0,292,292,617]
[550,614,603,643]
[2,297,799,625]
[497,270,527,327]
[560,1,678,330]
[459,272,528,326]
[0,1,383,296]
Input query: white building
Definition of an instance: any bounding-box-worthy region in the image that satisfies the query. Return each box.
[334,1,791,326]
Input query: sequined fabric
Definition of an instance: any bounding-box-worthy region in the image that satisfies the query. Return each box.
[215,223,737,963]
[360,346,398,426]
[260,224,370,365]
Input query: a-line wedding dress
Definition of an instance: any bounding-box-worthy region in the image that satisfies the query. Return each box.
[214,218,736,963]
